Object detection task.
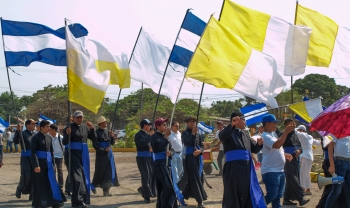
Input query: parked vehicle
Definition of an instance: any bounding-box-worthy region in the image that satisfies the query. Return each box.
[114,129,126,139]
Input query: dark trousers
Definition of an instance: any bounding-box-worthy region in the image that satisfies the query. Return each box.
[217,150,225,175]
[54,158,64,188]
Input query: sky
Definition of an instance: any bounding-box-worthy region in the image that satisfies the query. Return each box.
[0,0,350,107]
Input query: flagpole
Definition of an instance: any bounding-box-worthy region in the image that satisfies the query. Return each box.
[0,17,27,152]
[111,26,143,131]
[291,1,299,107]
[140,83,144,119]
[152,9,190,123]
[196,83,205,122]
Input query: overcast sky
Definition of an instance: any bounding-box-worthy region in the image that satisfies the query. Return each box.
[1,0,349,107]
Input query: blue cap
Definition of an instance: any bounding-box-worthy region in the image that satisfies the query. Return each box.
[262,114,278,123]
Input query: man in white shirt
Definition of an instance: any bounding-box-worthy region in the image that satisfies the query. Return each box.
[295,125,320,195]
[211,121,224,176]
[168,121,183,184]
[49,124,64,188]
[6,128,13,153]
[325,136,350,207]
[261,114,297,208]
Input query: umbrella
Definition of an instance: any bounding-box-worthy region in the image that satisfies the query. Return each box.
[310,94,350,138]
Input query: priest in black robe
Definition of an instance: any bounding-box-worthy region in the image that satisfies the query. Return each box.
[151,118,178,208]
[134,118,156,203]
[280,118,309,206]
[92,116,119,197]
[316,135,349,208]
[219,112,265,208]
[13,119,37,199]
[31,120,66,208]
[63,110,97,208]
[181,116,207,208]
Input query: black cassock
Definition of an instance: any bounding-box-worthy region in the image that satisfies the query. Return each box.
[219,125,262,208]
[62,122,96,204]
[13,129,34,195]
[151,131,178,208]
[134,130,156,200]
[181,127,207,204]
[316,139,349,208]
[281,131,304,202]
[92,128,119,190]
[31,132,66,207]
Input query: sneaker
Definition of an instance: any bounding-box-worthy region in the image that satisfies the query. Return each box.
[52,202,64,208]
[283,199,297,205]
[198,203,205,208]
[64,191,71,196]
[144,198,152,203]
[299,199,310,206]
[72,201,88,208]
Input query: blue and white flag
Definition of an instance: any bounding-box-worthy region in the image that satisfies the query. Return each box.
[240,103,268,126]
[198,121,214,135]
[39,114,56,124]
[169,11,206,68]
[1,19,88,67]
[0,117,9,133]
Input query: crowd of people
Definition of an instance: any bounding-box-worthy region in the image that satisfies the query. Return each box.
[1,110,350,208]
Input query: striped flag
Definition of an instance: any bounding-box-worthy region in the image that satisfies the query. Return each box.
[39,114,56,124]
[0,117,9,133]
[240,103,268,126]
[197,122,214,134]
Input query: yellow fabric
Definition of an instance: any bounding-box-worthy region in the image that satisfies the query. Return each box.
[220,0,270,52]
[95,60,131,88]
[68,68,106,114]
[296,4,338,67]
[288,102,312,123]
[187,16,252,89]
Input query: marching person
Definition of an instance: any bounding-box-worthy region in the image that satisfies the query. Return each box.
[134,118,155,203]
[281,119,309,206]
[219,112,265,208]
[151,118,178,208]
[182,116,207,208]
[63,110,97,208]
[31,120,66,208]
[14,119,37,199]
[316,135,349,208]
[295,125,320,195]
[325,135,350,207]
[261,114,294,208]
[49,124,65,189]
[92,116,119,197]
[168,121,183,184]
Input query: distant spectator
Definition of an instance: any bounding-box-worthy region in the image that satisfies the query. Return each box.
[6,128,13,153]
[0,132,3,166]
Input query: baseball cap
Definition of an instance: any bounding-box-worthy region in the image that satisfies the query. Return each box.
[216,120,224,125]
[73,110,84,117]
[296,125,306,131]
[185,116,196,122]
[230,112,244,121]
[25,119,38,126]
[262,114,278,123]
[140,119,152,127]
[154,118,169,127]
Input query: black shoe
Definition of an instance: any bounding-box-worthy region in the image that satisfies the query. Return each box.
[299,199,310,206]
[15,189,21,199]
[28,194,32,200]
[91,188,97,194]
[283,199,297,205]
[72,201,88,208]
[198,203,205,208]
[64,191,71,196]
[52,202,64,208]
[137,187,144,197]
[144,198,151,203]
[103,191,112,197]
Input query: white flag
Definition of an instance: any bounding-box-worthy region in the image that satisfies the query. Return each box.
[129,29,185,103]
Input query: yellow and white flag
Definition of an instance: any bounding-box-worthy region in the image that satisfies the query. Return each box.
[288,98,323,123]
[87,40,131,88]
[65,24,110,114]
[220,0,311,76]
[296,5,350,78]
[187,16,286,108]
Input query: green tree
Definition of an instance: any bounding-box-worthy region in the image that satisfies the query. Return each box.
[209,99,244,118]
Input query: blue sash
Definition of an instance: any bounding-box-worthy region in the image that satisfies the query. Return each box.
[284,147,295,154]
[185,146,203,180]
[154,151,166,160]
[21,150,31,157]
[225,150,266,208]
[36,151,62,201]
[98,142,116,184]
[324,150,329,159]
[68,142,95,194]
[137,151,152,157]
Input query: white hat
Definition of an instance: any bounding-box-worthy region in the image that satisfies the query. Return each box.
[97,116,107,124]
[296,125,306,131]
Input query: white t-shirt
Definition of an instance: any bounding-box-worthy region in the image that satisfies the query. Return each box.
[261,131,285,175]
[7,132,12,141]
[215,130,223,150]
[169,131,182,152]
[295,130,320,161]
[332,136,350,159]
